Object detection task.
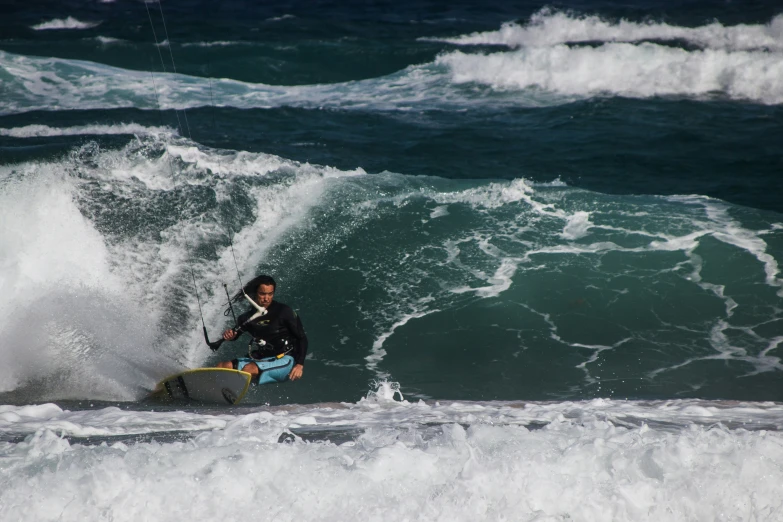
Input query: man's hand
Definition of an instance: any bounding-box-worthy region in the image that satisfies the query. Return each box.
[289,364,304,381]
[222,329,238,341]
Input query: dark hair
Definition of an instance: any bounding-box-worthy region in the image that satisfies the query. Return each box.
[231,274,276,303]
[249,274,276,292]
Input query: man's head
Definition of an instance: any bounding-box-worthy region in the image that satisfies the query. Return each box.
[253,275,276,308]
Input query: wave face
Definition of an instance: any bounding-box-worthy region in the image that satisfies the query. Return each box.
[0,135,364,400]
[0,133,780,404]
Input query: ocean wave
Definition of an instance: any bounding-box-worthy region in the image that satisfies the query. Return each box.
[181,41,250,48]
[431,9,783,52]
[0,135,365,399]
[437,43,783,104]
[0,49,460,115]
[0,123,176,138]
[94,36,125,45]
[31,17,100,31]
[0,134,780,400]
[343,174,783,383]
[267,14,296,22]
[3,41,782,115]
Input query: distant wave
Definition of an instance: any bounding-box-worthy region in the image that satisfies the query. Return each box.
[31,17,100,31]
[2,30,782,117]
[181,41,249,48]
[0,49,458,114]
[267,14,296,22]
[437,43,783,103]
[429,10,783,52]
[0,123,176,138]
[94,36,124,46]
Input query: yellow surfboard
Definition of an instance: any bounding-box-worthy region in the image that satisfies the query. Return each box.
[152,368,252,405]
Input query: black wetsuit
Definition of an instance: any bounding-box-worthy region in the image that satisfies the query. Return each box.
[236,301,308,366]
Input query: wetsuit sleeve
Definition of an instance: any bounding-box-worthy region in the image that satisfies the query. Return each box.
[283,308,308,366]
[234,310,254,332]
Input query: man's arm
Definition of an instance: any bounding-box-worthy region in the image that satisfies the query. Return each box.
[222,310,254,340]
[283,308,308,380]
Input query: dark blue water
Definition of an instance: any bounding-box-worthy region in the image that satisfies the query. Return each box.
[0,0,781,405]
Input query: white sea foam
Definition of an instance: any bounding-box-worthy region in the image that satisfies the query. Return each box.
[470,257,517,298]
[94,36,124,45]
[0,123,175,138]
[433,10,783,52]
[31,17,100,31]
[3,392,782,438]
[426,10,783,105]
[181,41,247,48]
[429,205,450,218]
[701,199,783,298]
[267,14,296,22]
[368,309,435,377]
[0,165,162,398]
[433,178,535,208]
[0,403,228,437]
[437,43,783,104]
[0,394,781,522]
[561,210,593,240]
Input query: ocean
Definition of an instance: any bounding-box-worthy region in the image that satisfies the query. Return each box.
[1,0,782,520]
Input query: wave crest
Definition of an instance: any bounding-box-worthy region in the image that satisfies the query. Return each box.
[437,43,783,104]
[433,9,783,52]
[31,17,100,31]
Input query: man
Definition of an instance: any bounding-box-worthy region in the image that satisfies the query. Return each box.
[216,275,307,384]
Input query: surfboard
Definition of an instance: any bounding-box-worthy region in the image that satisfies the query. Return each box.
[152,368,252,405]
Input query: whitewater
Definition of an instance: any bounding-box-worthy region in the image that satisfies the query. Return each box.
[2,387,783,521]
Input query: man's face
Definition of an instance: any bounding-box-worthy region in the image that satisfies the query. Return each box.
[256,284,275,309]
